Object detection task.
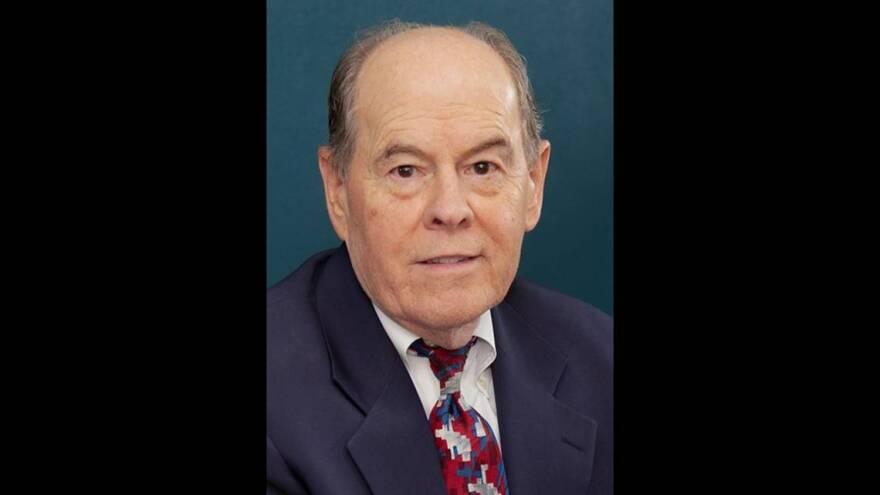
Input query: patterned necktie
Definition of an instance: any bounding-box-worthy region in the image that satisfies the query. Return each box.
[409,337,508,495]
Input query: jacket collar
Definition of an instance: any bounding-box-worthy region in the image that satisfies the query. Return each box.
[314,246,448,494]
[491,285,599,493]
[315,246,597,494]
[314,245,397,414]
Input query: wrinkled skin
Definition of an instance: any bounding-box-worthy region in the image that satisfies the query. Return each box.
[318,28,550,349]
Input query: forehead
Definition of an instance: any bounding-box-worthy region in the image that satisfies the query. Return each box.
[352,28,520,149]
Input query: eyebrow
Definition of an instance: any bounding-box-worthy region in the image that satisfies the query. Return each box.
[377,137,513,164]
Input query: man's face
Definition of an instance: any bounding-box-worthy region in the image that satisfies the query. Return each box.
[320,28,550,334]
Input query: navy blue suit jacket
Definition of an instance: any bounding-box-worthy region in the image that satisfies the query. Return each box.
[267,246,613,494]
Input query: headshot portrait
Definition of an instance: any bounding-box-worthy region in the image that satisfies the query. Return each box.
[267,2,613,494]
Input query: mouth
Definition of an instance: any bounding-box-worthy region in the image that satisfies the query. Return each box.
[417,254,481,266]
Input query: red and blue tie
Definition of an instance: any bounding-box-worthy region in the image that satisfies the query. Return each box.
[409,337,508,495]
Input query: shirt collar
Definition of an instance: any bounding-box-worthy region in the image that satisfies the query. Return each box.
[372,303,496,361]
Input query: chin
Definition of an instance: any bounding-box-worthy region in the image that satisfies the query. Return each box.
[408,309,482,333]
[402,289,502,332]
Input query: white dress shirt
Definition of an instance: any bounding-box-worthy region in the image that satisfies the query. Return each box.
[373,304,502,447]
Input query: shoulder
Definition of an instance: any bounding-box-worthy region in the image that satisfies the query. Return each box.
[266,248,337,374]
[502,277,613,365]
[267,248,336,309]
[267,247,339,317]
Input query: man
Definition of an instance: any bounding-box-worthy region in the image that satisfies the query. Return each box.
[268,20,612,494]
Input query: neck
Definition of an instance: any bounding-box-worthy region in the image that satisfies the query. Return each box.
[416,318,479,350]
[371,303,483,350]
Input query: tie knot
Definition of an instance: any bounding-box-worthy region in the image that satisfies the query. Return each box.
[409,337,477,386]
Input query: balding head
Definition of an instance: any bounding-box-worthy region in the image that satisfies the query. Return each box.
[315,21,551,347]
[325,20,543,177]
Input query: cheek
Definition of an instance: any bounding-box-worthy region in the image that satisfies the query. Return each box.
[481,189,529,238]
[348,181,382,224]
[351,190,416,253]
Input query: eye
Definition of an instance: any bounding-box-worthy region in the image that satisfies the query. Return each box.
[472,161,495,175]
[392,165,415,178]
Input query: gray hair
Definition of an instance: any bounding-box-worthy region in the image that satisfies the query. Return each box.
[326,19,544,177]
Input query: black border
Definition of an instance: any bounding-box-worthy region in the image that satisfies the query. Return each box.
[60,3,269,491]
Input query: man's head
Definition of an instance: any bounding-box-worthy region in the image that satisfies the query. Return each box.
[318,21,551,342]
[325,21,545,178]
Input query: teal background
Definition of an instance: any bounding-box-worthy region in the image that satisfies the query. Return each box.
[267,0,613,315]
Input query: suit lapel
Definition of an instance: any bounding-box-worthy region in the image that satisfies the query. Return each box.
[315,247,447,495]
[314,246,598,493]
[491,297,599,493]
[346,367,448,495]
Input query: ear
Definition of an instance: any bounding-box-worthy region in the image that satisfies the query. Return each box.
[525,139,551,232]
[317,146,349,241]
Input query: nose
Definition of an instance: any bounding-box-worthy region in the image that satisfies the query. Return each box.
[424,169,473,230]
